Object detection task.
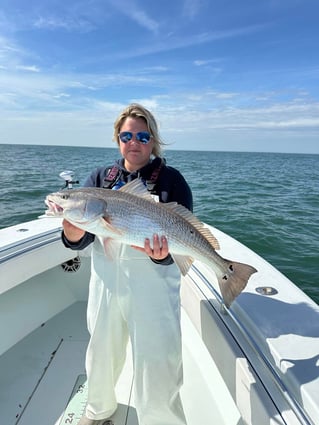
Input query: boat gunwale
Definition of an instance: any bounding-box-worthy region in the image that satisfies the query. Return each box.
[189,263,315,425]
[0,232,61,264]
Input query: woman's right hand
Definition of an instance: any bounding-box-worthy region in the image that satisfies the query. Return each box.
[62,219,85,242]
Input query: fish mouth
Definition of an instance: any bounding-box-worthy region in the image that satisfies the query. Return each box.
[45,199,64,216]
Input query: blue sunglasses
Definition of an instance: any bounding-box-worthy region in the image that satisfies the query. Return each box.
[118,131,152,144]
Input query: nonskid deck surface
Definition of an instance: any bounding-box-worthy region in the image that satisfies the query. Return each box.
[0,302,136,425]
[0,302,241,425]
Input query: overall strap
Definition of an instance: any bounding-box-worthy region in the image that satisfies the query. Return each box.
[145,158,164,192]
[102,165,121,188]
[102,158,164,191]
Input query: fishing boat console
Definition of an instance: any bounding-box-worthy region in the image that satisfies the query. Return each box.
[0,217,318,425]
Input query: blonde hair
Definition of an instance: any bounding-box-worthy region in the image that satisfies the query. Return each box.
[113,103,164,157]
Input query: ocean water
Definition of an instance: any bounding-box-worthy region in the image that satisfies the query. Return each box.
[0,144,318,304]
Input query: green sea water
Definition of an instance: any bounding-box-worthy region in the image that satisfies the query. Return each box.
[0,144,318,304]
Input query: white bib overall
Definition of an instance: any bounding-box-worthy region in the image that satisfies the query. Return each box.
[84,236,187,425]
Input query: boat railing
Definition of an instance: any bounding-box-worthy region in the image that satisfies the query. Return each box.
[190,263,314,425]
[0,229,61,264]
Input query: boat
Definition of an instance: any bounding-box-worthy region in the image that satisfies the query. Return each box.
[1,195,318,425]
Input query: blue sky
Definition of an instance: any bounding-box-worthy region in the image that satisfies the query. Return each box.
[0,0,318,153]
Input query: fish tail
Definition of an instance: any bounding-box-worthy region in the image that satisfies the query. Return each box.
[217,260,257,308]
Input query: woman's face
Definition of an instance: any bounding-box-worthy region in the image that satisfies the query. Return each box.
[119,117,154,172]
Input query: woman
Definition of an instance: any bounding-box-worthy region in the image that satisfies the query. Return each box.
[62,104,192,425]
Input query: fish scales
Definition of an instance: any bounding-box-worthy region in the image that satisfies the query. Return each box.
[45,179,257,307]
[107,193,218,261]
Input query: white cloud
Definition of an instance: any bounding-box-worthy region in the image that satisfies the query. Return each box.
[33,15,95,32]
[193,58,223,66]
[182,0,202,19]
[0,2,317,154]
[1,92,318,153]
[113,23,267,60]
[0,66,172,116]
[0,36,22,59]
[214,92,239,99]
[53,93,70,99]
[0,34,39,74]
[16,65,40,72]
[108,0,160,34]
[194,60,208,66]
[130,10,159,33]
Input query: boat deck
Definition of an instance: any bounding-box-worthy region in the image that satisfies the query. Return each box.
[0,301,242,425]
[2,219,319,425]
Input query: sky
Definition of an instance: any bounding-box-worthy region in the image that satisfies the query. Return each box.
[0,0,318,154]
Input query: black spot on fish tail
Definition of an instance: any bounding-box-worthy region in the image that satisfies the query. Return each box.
[218,260,257,308]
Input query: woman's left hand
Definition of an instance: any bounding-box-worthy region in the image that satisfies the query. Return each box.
[132,234,169,260]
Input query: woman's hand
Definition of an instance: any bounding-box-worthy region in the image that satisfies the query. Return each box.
[62,219,85,242]
[132,234,169,260]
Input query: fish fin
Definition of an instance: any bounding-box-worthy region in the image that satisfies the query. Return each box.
[165,203,220,250]
[100,217,124,236]
[171,254,194,276]
[119,179,155,200]
[217,260,257,308]
[103,237,121,261]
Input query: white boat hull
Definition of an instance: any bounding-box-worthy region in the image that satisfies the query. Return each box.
[0,218,318,425]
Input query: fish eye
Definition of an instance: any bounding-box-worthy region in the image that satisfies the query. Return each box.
[61,194,69,200]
